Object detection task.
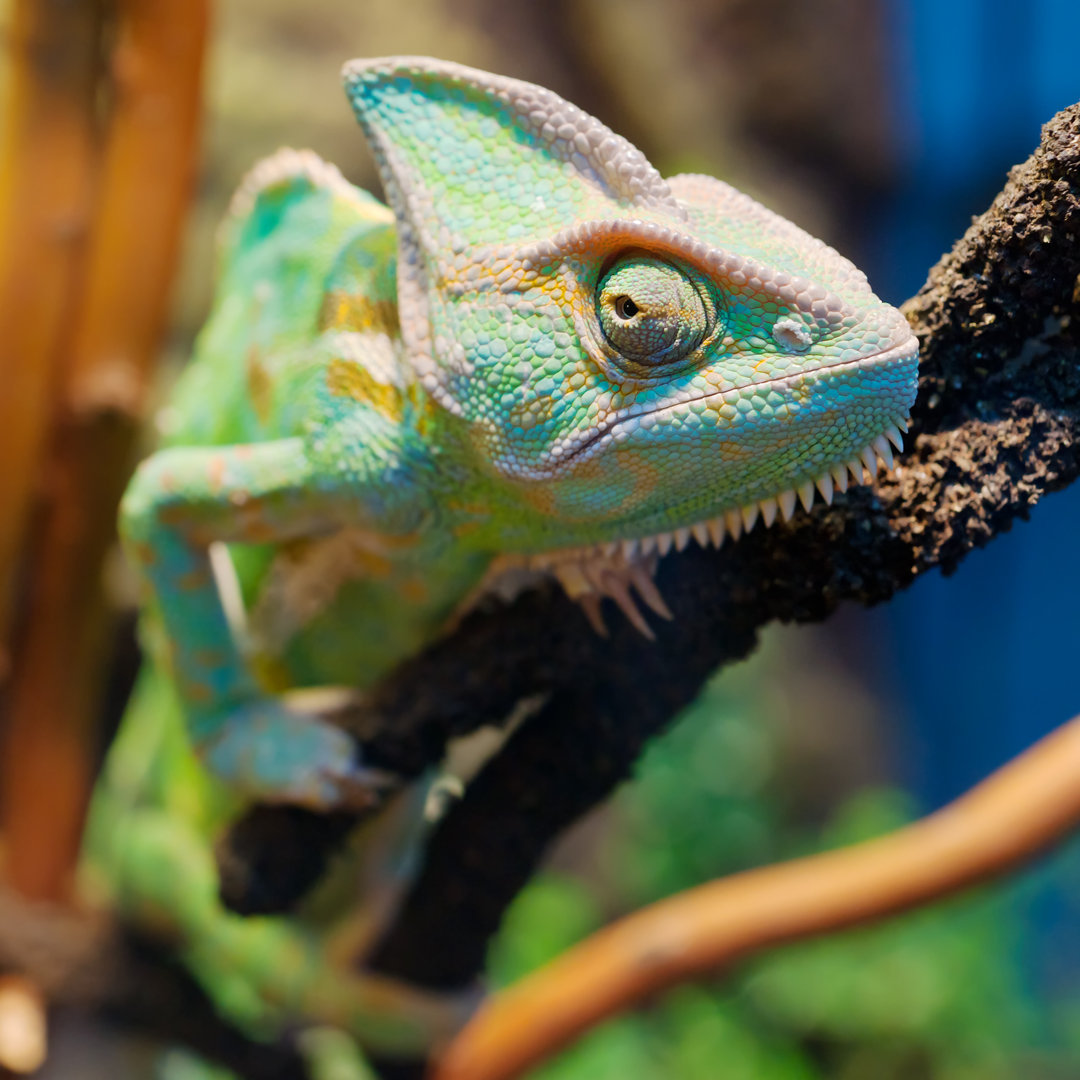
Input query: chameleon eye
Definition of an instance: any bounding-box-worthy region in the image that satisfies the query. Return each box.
[597,254,709,367]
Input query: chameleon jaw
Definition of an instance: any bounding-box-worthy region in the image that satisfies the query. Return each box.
[527,419,909,638]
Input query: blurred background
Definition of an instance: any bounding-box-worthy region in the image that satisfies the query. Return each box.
[3,0,1080,1077]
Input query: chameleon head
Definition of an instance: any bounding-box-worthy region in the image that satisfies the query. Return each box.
[343,57,917,558]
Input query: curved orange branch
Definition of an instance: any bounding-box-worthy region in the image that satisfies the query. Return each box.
[434,712,1080,1080]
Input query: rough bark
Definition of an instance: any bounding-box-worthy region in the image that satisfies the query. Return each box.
[218,100,1080,1016]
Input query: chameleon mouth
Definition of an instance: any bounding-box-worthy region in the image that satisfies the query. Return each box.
[524,412,911,638]
[548,333,919,473]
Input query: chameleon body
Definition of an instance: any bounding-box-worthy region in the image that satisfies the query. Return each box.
[91,55,921,1058]
[117,56,918,810]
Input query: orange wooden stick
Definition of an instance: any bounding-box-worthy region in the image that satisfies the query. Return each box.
[434,712,1080,1080]
[0,0,101,659]
[67,0,209,410]
[0,0,208,901]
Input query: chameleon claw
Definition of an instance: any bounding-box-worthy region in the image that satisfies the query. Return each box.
[200,701,397,810]
[628,564,673,622]
[578,593,608,637]
[551,560,591,599]
[600,574,655,640]
[327,762,400,812]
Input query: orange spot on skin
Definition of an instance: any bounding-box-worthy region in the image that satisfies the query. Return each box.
[446,501,490,518]
[192,647,229,667]
[246,346,273,424]
[182,679,212,704]
[406,382,437,420]
[718,440,752,460]
[400,577,430,604]
[177,567,211,591]
[251,653,293,694]
[451,519,485,539]
[158,505,192,528]
[131,541,156,566]
[318,291,400,336]
[207,455,226,493]
[244,521,277,544]
[507,395,555,432]
[326,357,404,422]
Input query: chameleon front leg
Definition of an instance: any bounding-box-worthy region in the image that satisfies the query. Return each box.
[120,436,375,807]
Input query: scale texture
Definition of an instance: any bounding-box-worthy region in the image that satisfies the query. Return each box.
[88,53,920,1054]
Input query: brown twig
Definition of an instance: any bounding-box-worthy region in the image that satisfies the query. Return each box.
[432,711,1080,1080]
[0,0,207,900]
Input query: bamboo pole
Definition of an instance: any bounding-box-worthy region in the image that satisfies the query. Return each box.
[0,0,103,672]
[0,0,208,900]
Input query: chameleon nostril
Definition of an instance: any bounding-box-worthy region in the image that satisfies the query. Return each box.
[772,317,813,353]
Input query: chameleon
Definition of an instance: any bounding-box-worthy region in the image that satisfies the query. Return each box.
[116,55,919,812]
[89,54,918,1059]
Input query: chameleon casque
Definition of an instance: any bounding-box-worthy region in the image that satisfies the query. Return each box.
[93,55,918,1053]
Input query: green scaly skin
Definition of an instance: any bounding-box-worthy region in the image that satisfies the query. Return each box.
[88,56,918,1052]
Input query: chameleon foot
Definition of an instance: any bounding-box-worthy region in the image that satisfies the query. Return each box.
[201,699,393,809]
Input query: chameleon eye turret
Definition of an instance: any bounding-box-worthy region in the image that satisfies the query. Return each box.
[596,253,712,369]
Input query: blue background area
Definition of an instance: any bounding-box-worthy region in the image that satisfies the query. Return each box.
[876,0,1080,808]
[860,0,1080,998]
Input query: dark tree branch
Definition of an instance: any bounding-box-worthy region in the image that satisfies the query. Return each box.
[214,101,1080,1070]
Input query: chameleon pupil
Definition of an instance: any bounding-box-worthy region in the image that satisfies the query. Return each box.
[617,296,639,320]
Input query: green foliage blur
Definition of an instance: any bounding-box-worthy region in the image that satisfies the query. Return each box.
[490,643,1080,1080]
